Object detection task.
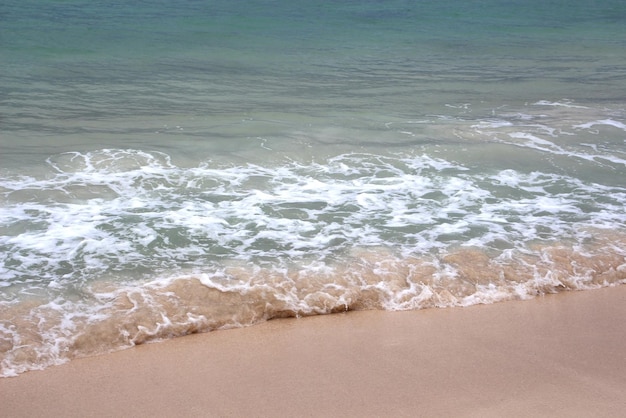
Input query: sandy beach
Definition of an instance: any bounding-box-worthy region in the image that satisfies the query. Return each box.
[2,285,626,417]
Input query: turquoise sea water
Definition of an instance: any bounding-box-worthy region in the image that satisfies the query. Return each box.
[1,0,625,376]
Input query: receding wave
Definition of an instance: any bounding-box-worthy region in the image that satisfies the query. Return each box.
[1,234,625,377]
[1,148,625,377]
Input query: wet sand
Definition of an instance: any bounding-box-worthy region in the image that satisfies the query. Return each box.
[1,285,626,417]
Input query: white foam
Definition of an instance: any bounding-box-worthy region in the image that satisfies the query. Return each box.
[478,124,626,168]
[2,147,626,376]
[533,100,589,109]
[508,132,562,148]
[2,150,625,280]
[574,119,626,131]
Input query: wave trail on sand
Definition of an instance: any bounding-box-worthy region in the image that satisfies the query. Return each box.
[1,230,625,377]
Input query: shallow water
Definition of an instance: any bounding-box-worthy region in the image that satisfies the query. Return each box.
[1,0,625,376]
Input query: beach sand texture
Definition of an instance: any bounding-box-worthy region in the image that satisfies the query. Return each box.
[1,285,625,417]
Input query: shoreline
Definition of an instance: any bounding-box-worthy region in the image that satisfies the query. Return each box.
[2,286,626,417]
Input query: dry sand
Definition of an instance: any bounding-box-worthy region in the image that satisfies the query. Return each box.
[2,285,626,417]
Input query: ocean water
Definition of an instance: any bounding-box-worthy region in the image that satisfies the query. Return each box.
[1,0,625,377]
